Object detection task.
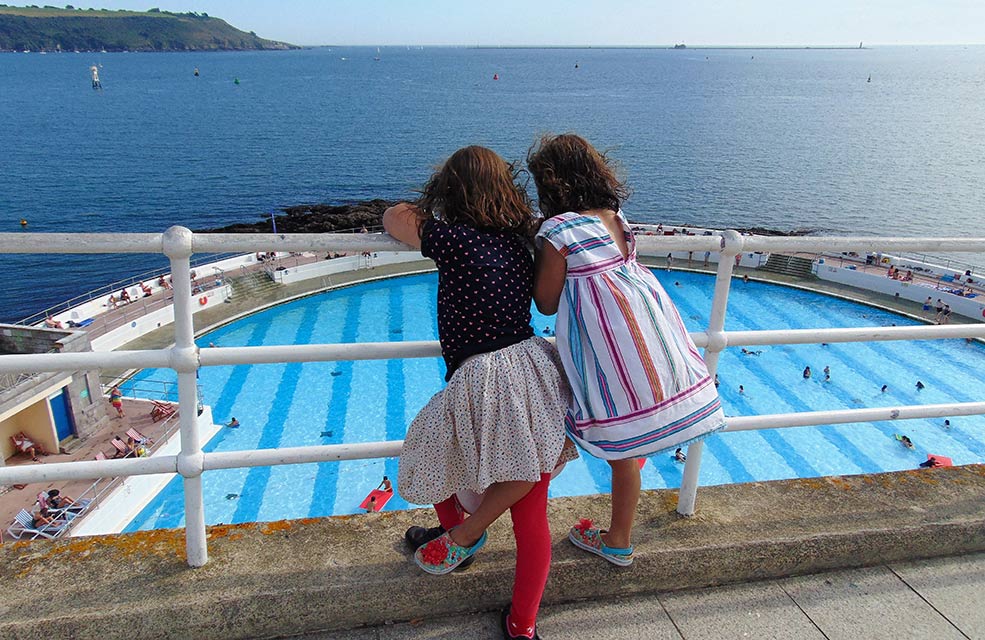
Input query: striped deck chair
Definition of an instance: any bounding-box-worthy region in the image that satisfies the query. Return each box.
[6,509,70,540]
[126,427,152,445]
[150,400,176,423]
[110,436,134,458]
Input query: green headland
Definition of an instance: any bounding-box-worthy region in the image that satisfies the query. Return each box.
[0,5,298,52]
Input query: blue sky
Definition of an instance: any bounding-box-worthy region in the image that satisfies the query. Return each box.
[61,1,985,47]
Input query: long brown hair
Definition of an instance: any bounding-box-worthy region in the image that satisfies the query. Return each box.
[416,146,533,232]
[526,133,630,218]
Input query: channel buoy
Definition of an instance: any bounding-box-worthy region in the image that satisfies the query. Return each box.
[234,78,240,85]
[492,73,499,80]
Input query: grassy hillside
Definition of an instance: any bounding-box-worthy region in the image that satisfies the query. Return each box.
[0,5,298,51]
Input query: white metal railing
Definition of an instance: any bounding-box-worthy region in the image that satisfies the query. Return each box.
[0,227,984,568]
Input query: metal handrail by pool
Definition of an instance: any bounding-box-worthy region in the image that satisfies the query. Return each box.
[0,227,983,568]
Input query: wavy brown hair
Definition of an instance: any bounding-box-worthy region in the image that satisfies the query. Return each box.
[415,146,533,233]
[526,133,630,218]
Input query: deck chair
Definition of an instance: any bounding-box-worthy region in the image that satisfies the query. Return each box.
[110,436,134,458]
[94,451,107,461]
[6,508,70,540]
[150,400,176,423]
[126,427,152,446]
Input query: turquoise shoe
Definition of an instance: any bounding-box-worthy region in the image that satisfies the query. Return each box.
[568,519,634,567]
[414,529,487,575]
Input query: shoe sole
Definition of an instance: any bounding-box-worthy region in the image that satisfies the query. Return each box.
[568,529,634,567]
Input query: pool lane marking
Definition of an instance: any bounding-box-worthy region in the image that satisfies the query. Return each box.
[648,270,790,483]
[233,302,320,524]
[382,284,406,511]
[308,293,363,518]
[136,319,274,531]
[764,291,985,459]
[723,297,882,474]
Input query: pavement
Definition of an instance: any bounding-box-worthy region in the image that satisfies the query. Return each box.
[294,553,985,639]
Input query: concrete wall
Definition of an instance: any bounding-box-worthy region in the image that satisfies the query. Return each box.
[0,325,107,449]
[816,262,985,321]
[271,251,426,285]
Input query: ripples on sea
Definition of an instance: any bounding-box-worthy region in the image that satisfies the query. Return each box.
[1,46,984,320]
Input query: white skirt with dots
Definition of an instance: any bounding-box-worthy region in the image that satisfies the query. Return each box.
[398,336,576,505]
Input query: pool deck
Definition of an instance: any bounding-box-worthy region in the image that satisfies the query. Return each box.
[0,398,178,539]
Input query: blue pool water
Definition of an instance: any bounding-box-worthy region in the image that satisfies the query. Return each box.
[123,271,985,532]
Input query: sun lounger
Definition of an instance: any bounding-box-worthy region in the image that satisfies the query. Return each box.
[126,427,152,445]
[6,508,71,540]
[110,437,135,458]
[150,400,177,423]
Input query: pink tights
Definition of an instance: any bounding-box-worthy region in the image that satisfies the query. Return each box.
[432,473,552,636]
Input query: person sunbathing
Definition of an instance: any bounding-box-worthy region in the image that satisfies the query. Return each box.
[33,508,67,530]
[11,432,48,461]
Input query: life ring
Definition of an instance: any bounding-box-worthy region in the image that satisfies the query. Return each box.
[198,296,208,306]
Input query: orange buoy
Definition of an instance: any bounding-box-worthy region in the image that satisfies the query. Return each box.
[493,73,499,80]
[199,296,208,306]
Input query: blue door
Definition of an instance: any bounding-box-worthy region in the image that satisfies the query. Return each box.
[49,389,75,441]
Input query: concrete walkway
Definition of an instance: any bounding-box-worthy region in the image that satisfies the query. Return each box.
[295,553,985,640]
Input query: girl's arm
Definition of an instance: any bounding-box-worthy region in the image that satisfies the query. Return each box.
[382,203,423,249]
[533,243,567,315]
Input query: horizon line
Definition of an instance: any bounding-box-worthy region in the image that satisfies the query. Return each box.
[294,42,985,49]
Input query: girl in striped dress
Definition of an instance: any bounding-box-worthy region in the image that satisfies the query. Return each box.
[529,134,725,566]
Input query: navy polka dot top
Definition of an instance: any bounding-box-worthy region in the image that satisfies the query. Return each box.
[421,218,534,381]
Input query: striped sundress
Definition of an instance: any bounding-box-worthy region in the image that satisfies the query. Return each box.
[536,211,726,460]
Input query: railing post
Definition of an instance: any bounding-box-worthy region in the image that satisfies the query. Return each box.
[677,230,743,516]
[163,226,208,568]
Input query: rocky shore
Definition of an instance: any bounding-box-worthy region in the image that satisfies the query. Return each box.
[200,200,397,234]
[200,199,812,236]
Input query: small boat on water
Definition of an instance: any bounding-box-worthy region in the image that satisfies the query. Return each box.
[373,47,380,61]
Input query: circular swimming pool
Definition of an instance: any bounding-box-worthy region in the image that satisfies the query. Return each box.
[123,271,985,531]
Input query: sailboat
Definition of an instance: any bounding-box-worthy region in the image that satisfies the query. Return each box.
[374,47,381,61]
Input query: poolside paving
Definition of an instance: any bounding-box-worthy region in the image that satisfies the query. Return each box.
[0,398,179,539]
[295,553,984,639]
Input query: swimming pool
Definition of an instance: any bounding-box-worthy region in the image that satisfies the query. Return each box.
[123,271,985,532]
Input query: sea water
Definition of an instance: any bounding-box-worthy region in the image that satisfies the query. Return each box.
[2,46,985,321]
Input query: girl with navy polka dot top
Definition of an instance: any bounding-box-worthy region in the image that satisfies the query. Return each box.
[385,146,573,640]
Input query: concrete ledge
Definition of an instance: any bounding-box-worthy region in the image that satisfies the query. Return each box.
[3,465,985,639]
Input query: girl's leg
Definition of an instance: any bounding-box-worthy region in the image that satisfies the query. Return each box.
[506,473,552,638]
[432,495,466,531]
[448,481,535,547]
[602,458,641,550]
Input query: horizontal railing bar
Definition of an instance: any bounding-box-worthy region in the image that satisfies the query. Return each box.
[724,401,985,432]
[0,455,176,485]
[0,233,165,254]
[202,441,405,471]
[721,324,985,346]
[3,324,981,375]
[191,233,410,253]
[198,341,443,365]
[2,400,981,486]
[4,231,985,256]
[734,236,985,254]
[0,349,173,374]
